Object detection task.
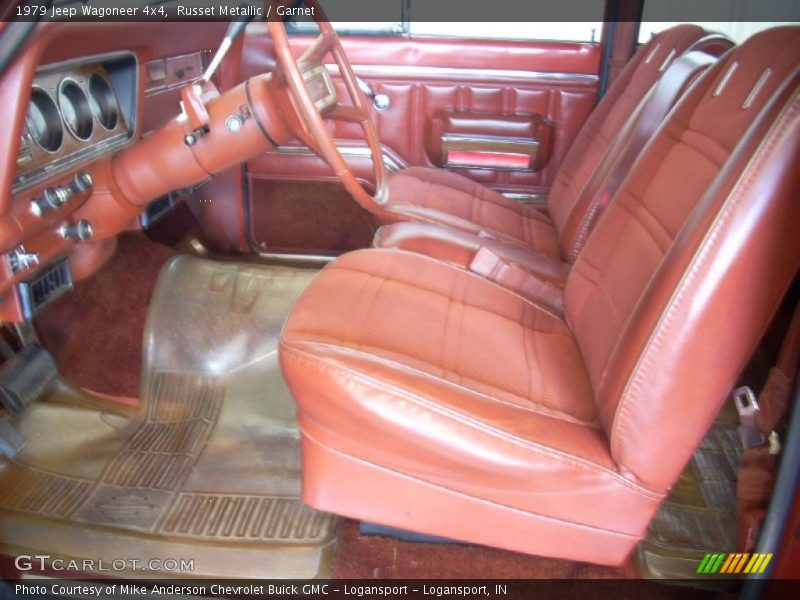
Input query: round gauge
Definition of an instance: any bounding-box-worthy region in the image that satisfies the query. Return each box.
[25,87,63,153]
[88,73,119,131]
[58,79,94,141]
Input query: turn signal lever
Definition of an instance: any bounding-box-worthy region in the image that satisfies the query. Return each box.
[202,16,254,85]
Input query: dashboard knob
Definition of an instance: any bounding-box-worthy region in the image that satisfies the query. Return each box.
[58,220,93,241]
[30,186,68,217]
[29,172,93,218]
[71,170,93,193]
[8,247,40,274]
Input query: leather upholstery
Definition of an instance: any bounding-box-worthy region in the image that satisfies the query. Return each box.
[279,27,800,564]
[565,27,800,489]
[373,220,570,286]
[382,167,561,256]
[380,25,711,259]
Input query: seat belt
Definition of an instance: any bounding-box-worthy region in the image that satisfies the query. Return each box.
[469,247,564,315]
[735,300,800,552]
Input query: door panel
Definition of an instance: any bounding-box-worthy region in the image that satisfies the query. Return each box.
[243,31,600,195]
[240,30,601,253]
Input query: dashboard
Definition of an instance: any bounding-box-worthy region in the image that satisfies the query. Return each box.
[0,21,228,322]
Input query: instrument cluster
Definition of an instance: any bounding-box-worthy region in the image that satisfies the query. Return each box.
[15,54,137,194]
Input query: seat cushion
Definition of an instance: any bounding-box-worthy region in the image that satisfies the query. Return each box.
[280,249,664,561]
[383,167,561,257]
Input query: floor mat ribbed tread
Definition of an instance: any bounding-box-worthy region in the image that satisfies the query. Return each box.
[634,402,741,584]
[0,256,339,578]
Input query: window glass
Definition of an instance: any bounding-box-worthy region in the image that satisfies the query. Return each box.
[286,22,405,36]
[284,0,604,41]
[408,22,604,43]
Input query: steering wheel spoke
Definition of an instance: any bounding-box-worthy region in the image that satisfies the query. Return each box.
[299,29,335,64]
[268,7,387,211]
[328,103,369,124]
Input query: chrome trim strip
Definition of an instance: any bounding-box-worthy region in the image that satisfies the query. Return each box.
[271,145,403,172]
[502,192,548,203]
[329,64,598,84]
[250,250,336,265]
[442,133,539,147]
[713,61,738,97]
[743,68,771,109]
[145,76,203,97]
[441,134,539,172]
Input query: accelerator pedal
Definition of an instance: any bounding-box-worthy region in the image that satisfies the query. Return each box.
[0,344,58,458]
[0,344,58,414]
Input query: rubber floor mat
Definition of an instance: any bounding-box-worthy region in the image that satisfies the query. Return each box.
[634,402,741,585]
[0,256,340,578]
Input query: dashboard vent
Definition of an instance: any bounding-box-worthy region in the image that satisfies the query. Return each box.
[17,257,73,319]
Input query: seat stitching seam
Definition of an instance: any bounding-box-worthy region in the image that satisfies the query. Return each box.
[452,276,466,386]
[610,92,800,461]
[333,250,567,320]
[303,426,658,539]
[284,345,662,499]
[382,205,533,249]
[440,270,457,381]
[522,304,535,405]
[342,270,376,348]
[289,340,600,427]
[633,202,674,253]
[569,207,636,329]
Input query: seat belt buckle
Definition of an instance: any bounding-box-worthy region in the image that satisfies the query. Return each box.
[734,386,769,449]
[733,386,782,453]
[734,386,760,418]
[767,431,781,455]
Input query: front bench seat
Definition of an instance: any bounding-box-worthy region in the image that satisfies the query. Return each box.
[280,28,800,565]
[378,25,717,259]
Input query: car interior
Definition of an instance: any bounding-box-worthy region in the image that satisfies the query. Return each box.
[0,0,798,590]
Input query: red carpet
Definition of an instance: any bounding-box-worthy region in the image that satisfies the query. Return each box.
[248,179,378,254]
[332,520,714,597]
[35,233,178,400]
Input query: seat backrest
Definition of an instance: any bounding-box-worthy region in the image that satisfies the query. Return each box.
[547,24,708,240]
[564,26,800,492]
[557,46,724,262]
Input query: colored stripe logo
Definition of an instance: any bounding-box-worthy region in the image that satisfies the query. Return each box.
[696,553,773,574]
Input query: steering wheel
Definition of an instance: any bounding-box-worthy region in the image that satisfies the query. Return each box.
[268,2,387,212]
